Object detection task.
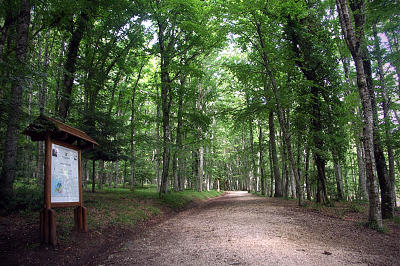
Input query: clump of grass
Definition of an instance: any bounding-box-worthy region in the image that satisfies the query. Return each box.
[7,184,43,214]
[362,221,389,233]
[393,216,400,225]
[160,189,223,209]
[348,202,364,213]
[325,201,335,207]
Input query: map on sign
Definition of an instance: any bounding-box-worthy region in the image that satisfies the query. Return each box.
[51,143,79,203]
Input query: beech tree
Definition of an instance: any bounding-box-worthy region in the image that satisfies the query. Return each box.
[336,0,382,227]
[0,0,31,208]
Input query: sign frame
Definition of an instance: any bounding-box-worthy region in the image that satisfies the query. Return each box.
[45,138,83,208]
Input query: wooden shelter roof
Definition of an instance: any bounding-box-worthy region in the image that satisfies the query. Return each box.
[24,115,98,149]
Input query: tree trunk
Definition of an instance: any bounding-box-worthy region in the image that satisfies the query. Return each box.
[178,133,186,191]
[336,0,382,227]
[173,77,185,192]
[114,161,119,188]
[246,94,258,193]
[333,157,345,200]
[373,23,396,218]
[259,124,266,196]
[130,63,144,191]
[198,146,204,192]
[268,111,282,197]
[58,10,90,121]
[280,130,289,198]
[98,159,104,190]
[362,48,394,219]
[155,76,161,191]
[0,0,31,208]
[158,20,172,196]
[192,150,199,190]
[91,160,96,193]
[304,147,311,201]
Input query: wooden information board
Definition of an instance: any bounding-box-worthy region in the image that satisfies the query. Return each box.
[50,141,81,206]
[24,115,97,245]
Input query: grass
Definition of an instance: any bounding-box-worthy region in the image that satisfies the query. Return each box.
[80,187,223,236]
[362,221,389,233]
[160,189,223,209]
[5,183,223,244]
[304,199,367,220]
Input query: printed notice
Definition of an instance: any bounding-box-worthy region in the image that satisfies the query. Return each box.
[51,143,79,203]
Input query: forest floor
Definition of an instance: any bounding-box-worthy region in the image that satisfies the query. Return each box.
[1,191,399,265]
[98,191,400,266]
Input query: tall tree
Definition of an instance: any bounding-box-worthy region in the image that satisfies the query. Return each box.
[0,0,31,208]
[336,0,382,227]
[58,3,92,120]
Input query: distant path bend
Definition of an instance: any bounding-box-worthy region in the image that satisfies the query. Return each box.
[101,191,399,265]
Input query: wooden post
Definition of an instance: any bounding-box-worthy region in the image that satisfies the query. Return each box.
[40,135,57,245]
[40,209,44,242]
[74,206,88,232]
[49,209,57,245]
[44,135,51,209]
[82,206,88,232]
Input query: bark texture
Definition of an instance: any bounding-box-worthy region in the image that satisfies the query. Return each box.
[269,111,282,197]
[336,0,382,227]
[58,10,90,120]
[0,0,31,209]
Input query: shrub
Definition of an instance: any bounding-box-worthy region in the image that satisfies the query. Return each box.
[9,185,43,213]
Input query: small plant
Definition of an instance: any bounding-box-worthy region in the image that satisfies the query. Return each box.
[348,202,363,213]
[325,201,335,208]
[8,184,43,213]
[363,221,389,233]
[393,216,400,225]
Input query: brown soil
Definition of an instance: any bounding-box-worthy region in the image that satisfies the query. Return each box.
[98,192,400,266]
[1,192,399,265]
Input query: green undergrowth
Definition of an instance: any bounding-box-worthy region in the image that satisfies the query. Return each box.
[160,189,223,209]
[304,199,367,219]
[359,221,389,233]
[6,184,223,243]
[83,186,223,230]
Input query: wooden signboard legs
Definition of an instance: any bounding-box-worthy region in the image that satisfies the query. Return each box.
[40,208,57,245]
[74,206,88,232]
[39,206,87,246]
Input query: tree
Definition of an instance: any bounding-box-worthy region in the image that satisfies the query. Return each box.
[336,0,382,227]
[0,0,31,209]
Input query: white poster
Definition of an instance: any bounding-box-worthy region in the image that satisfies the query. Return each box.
[51,143,79,203]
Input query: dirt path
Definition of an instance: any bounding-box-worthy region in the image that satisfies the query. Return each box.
[99,192,400,265]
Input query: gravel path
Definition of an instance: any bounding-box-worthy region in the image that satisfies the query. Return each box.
[102,191,400,265]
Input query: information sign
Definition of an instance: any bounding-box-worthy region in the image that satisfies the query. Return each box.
[51,143,79,203]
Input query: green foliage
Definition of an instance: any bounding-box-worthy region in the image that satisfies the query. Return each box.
[5,184,43,214]
[348,201,364,213]
[160,189,223,209]
[363,221,389,233]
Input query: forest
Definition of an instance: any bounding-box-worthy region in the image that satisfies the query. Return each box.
[0,0,399,233]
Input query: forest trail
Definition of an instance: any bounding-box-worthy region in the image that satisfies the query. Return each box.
[99,192,399,265]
